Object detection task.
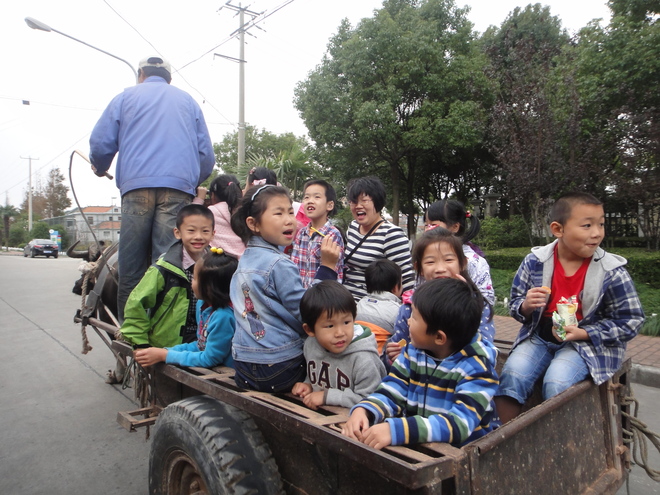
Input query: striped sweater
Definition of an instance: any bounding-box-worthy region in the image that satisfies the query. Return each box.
[351,334,500,447]
[343,220,415,301]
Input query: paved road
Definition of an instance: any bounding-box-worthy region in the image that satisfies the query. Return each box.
[1,253,657,494]
[0,255,149,494]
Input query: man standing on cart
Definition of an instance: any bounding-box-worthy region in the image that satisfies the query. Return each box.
[89,55,215,323]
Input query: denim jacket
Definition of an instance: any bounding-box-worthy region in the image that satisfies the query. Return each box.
[231,236,336,365]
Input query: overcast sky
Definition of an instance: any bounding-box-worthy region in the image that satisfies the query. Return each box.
[0,0,611,210]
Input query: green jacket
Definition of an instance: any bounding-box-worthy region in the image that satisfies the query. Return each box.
[120,241,192,348]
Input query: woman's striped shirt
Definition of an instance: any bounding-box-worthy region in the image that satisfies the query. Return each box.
[343,220,415,301]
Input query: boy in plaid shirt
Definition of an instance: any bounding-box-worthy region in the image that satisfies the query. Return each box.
[495,192,644,424]
[291,180,345,288]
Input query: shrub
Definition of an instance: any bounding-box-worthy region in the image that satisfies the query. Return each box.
[483,248,530,271]
[616,249,660,289]
[641,315,660,337]
[9,224,26,247]
[476,216,530,250]
[486,246,660,289]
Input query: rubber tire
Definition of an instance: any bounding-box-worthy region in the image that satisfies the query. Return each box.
[149,395,283,495]
[30,249,35,258]
[23,251,27,257]
[53,253,58,259]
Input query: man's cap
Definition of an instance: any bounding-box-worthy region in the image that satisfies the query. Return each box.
[138,56,171,74]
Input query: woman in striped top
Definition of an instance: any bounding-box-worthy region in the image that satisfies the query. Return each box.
[343,177,415,301]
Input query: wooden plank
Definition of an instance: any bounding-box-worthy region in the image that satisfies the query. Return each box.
[417,442,464,459]
[383,445,435,463]
[116,408,158,432]
[306,415,350,427]
[247,392,316,414]
[189,366,233,377]
[156,364,456,489]
[196,373,224,380]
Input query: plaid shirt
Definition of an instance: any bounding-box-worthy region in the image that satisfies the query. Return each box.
[290,221,345,288]
[509,241,644,385]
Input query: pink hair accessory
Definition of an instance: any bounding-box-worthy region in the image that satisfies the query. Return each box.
[249,167,257,175]
[252,178,268,186]
[466,211,472,218]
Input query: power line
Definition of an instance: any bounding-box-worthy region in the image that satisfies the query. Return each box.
[99,0,298,130]
[100,0,234,126]
[1,132,91,203]
[178,0,297,72]
[0,95,102,113]
[102,0,162,56]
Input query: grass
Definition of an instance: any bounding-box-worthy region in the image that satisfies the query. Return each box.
[489,268,660,337]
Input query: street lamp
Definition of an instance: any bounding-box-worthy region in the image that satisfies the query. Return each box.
[25,17,138,82]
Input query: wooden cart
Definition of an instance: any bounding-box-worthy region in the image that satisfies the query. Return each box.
[109,333,631,495]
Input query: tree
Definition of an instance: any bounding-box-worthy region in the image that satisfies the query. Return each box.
[483,4,589,241]
[571,1,660,247]
[214,126,311,181]
[20,168,71,220]
[30,221,51,240]
[295,0,492,235]
[241,150,325,201]
[608,0,660,22]
[9,223,27,247]
[0,204,19,250]
[43,168,71,218]
[21,179,48,221]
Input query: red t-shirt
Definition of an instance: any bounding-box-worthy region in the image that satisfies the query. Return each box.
[539,246,591,344]
[543,245,591,322]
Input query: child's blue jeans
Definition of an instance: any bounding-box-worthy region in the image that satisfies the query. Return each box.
[497,334,589,402]
[233,355,306,393]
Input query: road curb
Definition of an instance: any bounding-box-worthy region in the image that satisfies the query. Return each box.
[630,363,660,388]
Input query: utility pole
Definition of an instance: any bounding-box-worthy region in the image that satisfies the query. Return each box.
[20,156,39,232]
[216,2,262,170]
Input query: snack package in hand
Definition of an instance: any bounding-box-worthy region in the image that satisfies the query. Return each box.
[552,296,578,341]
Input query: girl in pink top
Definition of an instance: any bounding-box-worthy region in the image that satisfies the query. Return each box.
[194,174,246,258]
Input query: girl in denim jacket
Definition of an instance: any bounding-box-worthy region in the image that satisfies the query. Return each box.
[229,184,340,392]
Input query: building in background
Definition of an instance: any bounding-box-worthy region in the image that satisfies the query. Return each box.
[44,205,120,245]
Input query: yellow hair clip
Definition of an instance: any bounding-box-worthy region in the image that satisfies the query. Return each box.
[210,247,224,255]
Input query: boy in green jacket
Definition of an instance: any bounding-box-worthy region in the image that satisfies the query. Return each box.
[120,204,215,349]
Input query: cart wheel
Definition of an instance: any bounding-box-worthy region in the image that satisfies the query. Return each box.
[149,395,283,495]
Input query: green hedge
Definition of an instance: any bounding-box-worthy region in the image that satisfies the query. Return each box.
[483,247,531,271]
[474,216,531,250]
[485,246,660,289]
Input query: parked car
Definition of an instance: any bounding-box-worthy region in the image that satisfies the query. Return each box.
[24,239,59,258]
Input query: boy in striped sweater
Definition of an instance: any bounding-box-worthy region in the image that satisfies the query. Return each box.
[341,277,500,449]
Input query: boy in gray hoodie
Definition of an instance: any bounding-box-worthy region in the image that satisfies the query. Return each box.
[292,281,387,410]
